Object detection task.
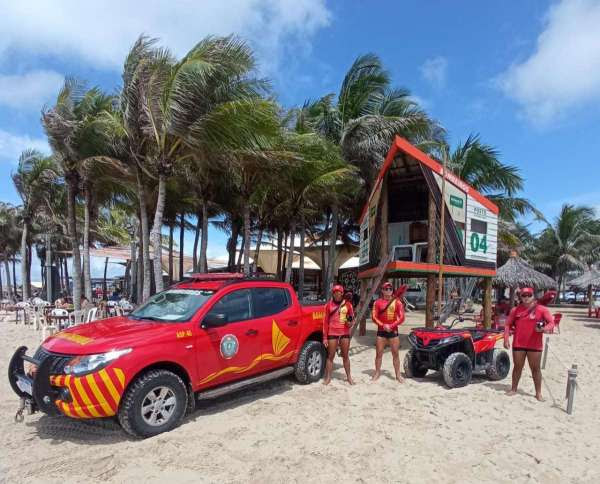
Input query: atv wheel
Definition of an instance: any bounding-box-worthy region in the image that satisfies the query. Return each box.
[118,369,188,438]
[485,349,511,381]
[442,352,473,388]
[294,341,325,384]
[403,350,428,378]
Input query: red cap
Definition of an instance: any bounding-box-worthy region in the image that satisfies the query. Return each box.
[520,287,534,296]
[382,282,393,290]
[332,284,344,294]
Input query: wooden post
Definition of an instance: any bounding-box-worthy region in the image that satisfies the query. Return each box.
[436,151,448,324]
[426,193,437,327]
[483,277,492,328]
[358,278,368,336]
[380,177,389,261]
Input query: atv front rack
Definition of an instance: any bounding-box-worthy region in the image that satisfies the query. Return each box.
[8,346,64,416]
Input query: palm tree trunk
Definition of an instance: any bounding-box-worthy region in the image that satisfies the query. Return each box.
[298,223,305,299]
[3,254,13,300]
[285,221,296,284]
[282,231,288,276]
[243,205,251,276]
[0,258,3,299]
[321,211,331,296]
[588,284,593,315]
[27,242,32,297]
[236,235,245,271]
[325,206,339,299]
[276,229,283,279]
[45,234,52,303]
[136,238,143,303]
[20,222,29,300]
[193,209,201,272]
[13,257,18,297]
[168,223,174,285]
[130,237,137,302]
[199,202,208,273]
[103,257,109,297]
[253,226,264,272]
[179,213,185,281]
[136,166,152,301]
[66,179,82,310]
[82,186,93,301]
[151,172,167,293]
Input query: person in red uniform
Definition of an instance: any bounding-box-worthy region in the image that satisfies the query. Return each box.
[322,284,355,385]
[503,287,554,401]
[371,281,405,382]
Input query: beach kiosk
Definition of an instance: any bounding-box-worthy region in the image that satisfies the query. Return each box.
[357,136,498,331]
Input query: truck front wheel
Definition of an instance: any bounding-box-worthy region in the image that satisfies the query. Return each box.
[118,369,188,438]
[294,341,325,384]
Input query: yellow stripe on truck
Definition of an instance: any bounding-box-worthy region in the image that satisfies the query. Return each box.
[73,377,101,417]
[86,374,113,416]
[99,369,121,406]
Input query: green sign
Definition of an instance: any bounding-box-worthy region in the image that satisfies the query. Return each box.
[449,195,463,208]
[470,233,487,253]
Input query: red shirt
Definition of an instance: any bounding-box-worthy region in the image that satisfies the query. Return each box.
[504,303,554,350]
[323,300,354,338]
[372,298,405,331]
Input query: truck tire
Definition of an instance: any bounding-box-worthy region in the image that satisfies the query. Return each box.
[442,352,473,388]
[403,350,428,378]
[118,369,188,438]
[294,341,325,384]
[485,349,511,381]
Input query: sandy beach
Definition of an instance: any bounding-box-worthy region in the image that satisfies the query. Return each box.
[1,307,599,484]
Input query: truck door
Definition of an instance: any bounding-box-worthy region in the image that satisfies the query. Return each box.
[251,287,299,370]
[196,288,267,388]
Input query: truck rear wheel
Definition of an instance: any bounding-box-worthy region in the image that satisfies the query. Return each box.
[294,341,325,384]
[118,369,188,438]
[442,352,473,388]
[403,350,428,378]
[485,349,511,381]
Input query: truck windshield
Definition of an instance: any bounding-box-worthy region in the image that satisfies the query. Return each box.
[129,289,215,322]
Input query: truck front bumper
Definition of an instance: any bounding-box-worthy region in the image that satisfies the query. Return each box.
[8,346,125,419]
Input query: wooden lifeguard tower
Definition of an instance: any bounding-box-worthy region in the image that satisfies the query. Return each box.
[356,136,498,332]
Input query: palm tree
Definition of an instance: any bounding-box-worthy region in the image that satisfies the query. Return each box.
[42,80,114,310]
[302,54,441,194]
[443,135,536,222]
[531,204,600,291]
[12,150,60,300]
[122,35,278,293]
[0,203,19,300]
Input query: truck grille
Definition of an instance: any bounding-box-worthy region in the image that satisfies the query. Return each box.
[32,346,73,374]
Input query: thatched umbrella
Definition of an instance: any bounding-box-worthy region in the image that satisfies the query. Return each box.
[568,268,600,289]
[568,268,600,314]
[494,252,556,306]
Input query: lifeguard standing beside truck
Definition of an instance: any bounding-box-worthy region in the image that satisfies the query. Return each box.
[322,285,355,385]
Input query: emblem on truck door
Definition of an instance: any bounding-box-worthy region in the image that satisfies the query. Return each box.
[220,334,239,359]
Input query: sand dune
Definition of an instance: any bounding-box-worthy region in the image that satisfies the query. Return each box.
[1,307,599,483]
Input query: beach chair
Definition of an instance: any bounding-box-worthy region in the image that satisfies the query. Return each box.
[16,302,31,324]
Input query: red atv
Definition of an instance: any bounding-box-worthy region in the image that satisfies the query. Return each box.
[404,316,511,388]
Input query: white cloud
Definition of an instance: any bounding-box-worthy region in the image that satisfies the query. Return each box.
[420,56,447,88]
[497,0,600,125]
[0,0,330,75]
[0,70,64,110]
[0,129,50,163]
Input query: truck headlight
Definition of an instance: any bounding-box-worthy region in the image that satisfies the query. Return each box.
[64,349,131,376]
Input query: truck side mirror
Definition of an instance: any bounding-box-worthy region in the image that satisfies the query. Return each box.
[202,312,227,328]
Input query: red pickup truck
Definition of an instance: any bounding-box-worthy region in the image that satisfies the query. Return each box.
[9,274,326,437]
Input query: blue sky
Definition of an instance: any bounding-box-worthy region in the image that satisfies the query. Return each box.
[1,0,599,281]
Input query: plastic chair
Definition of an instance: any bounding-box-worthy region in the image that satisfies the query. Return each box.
[552,313,562,334]
[70,310,86,326]
[85,307,98,323]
